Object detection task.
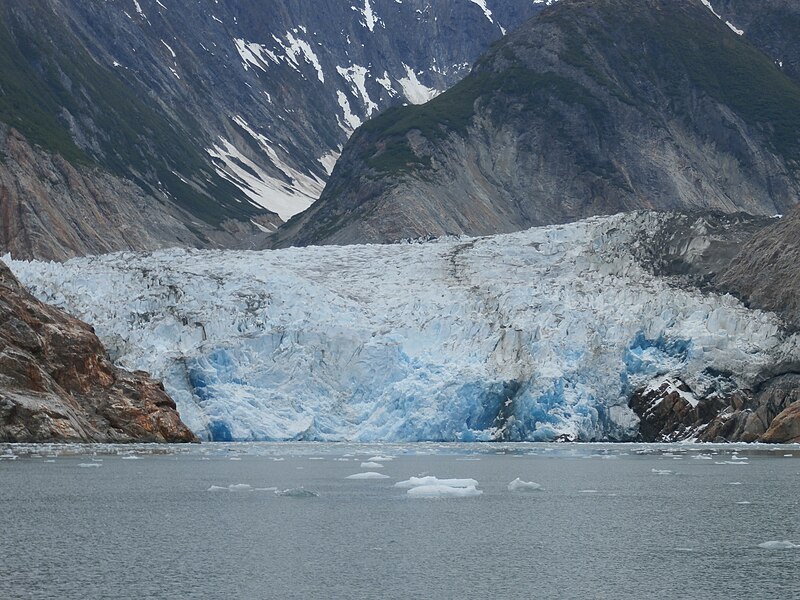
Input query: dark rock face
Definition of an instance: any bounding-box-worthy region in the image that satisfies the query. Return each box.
[630,374,800,444]
[716,206,800,330]
[0,259,196,442]
[276,0,800,247]
[0,0,541,260]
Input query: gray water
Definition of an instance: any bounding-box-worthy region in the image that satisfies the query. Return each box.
[1,443,798,600]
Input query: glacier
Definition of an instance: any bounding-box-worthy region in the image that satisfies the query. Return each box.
[7,213,799,442]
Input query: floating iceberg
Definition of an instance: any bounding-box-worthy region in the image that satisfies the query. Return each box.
[346,472,391,480]
[10,212,799,442]
[275,487,319,498]
[395,476,479,489]
[508,478,543,492]
[360,462,385,469]
[757,540,799,550]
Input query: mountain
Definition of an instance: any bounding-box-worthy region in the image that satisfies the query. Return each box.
[717,207,800,330]
[274,0,800,247]
[10,212,800,443]
[0,0,542,260]
[0,259,195,442]
[711,0,800,84]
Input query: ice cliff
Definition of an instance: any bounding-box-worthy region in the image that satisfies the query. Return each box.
[8,213,798,441]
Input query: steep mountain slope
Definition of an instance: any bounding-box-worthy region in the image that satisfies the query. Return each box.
[712,0,800,84]
[0,0,541,260]
[716,207,800,330]
[0,259,195,442]
[275,0,800,247]
[10,213,800,443]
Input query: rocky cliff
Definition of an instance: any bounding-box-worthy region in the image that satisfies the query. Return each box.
[0,0,541,260]
[0,259,196,442]
[715,207,800,330]
[274,0,800,247]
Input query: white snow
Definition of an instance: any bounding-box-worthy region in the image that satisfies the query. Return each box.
[508,478,543,492]
[726,22,744,36]
[336,90,362,132]
[643,376,699,408]
[407,484,482,498]
[346,472,391,479]
[467,0,493,24]
[207,131,323,221]
[234,33,324,83]
[337,64,378,116]
[398,64,440,104]
[360,461,385,468]
[700,0,721,19]
[318,151,340,175]
[354,0,380,32]
[8,212,798,442]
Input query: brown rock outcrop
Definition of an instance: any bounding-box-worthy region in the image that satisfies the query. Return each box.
[0,259,196,442]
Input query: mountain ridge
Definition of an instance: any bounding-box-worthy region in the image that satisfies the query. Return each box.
[274,0,800,247]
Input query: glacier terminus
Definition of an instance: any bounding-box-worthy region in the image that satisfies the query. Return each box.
[9,212,798,442]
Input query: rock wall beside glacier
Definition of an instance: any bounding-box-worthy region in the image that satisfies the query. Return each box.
[9,212,799,442]
[0,259,196,443]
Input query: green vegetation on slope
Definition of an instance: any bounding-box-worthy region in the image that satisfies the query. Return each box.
[0,8,261,225]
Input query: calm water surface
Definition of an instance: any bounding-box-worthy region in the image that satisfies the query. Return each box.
[1,442,798,599]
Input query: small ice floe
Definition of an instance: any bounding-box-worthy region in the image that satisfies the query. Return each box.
[228,483,252,492]
[346,472,390,480]
[270,457,285,462]
[275,487,319,498]
[735,501,752,505]
[455,457,481,461]
[507,478,544,492]
[757,540,799,550]
[715,461,748,465]
[308,457,325,461]
[693,454,713,460]
[44,460,56,464]
[229,457,242,461]
[394,476,478,489]
[360,461,384,469]
[0,454,18,461]
[651,469,673,475]
[334,458,350,462]
[121,455,142,460]
[207,483,252,492]
[78,463,101,468]
[407,485,482,498]
[367,456,394,462]
[396,476,482,498]
[784,454,794,458]
[730,455,748,461]
[254,487,278,492]
[578,490,599,493]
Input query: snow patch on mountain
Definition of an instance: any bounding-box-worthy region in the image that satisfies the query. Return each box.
[9,213,797,442]
[467,0,494,24]
[353,0,381,32]
[398,64,440,104]
[207,126,323,221]
[337,64,378,117]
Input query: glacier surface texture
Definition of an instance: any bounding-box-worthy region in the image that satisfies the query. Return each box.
[9,213,798,441]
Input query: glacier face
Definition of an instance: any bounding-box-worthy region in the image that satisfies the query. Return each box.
[8,213,798,442]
